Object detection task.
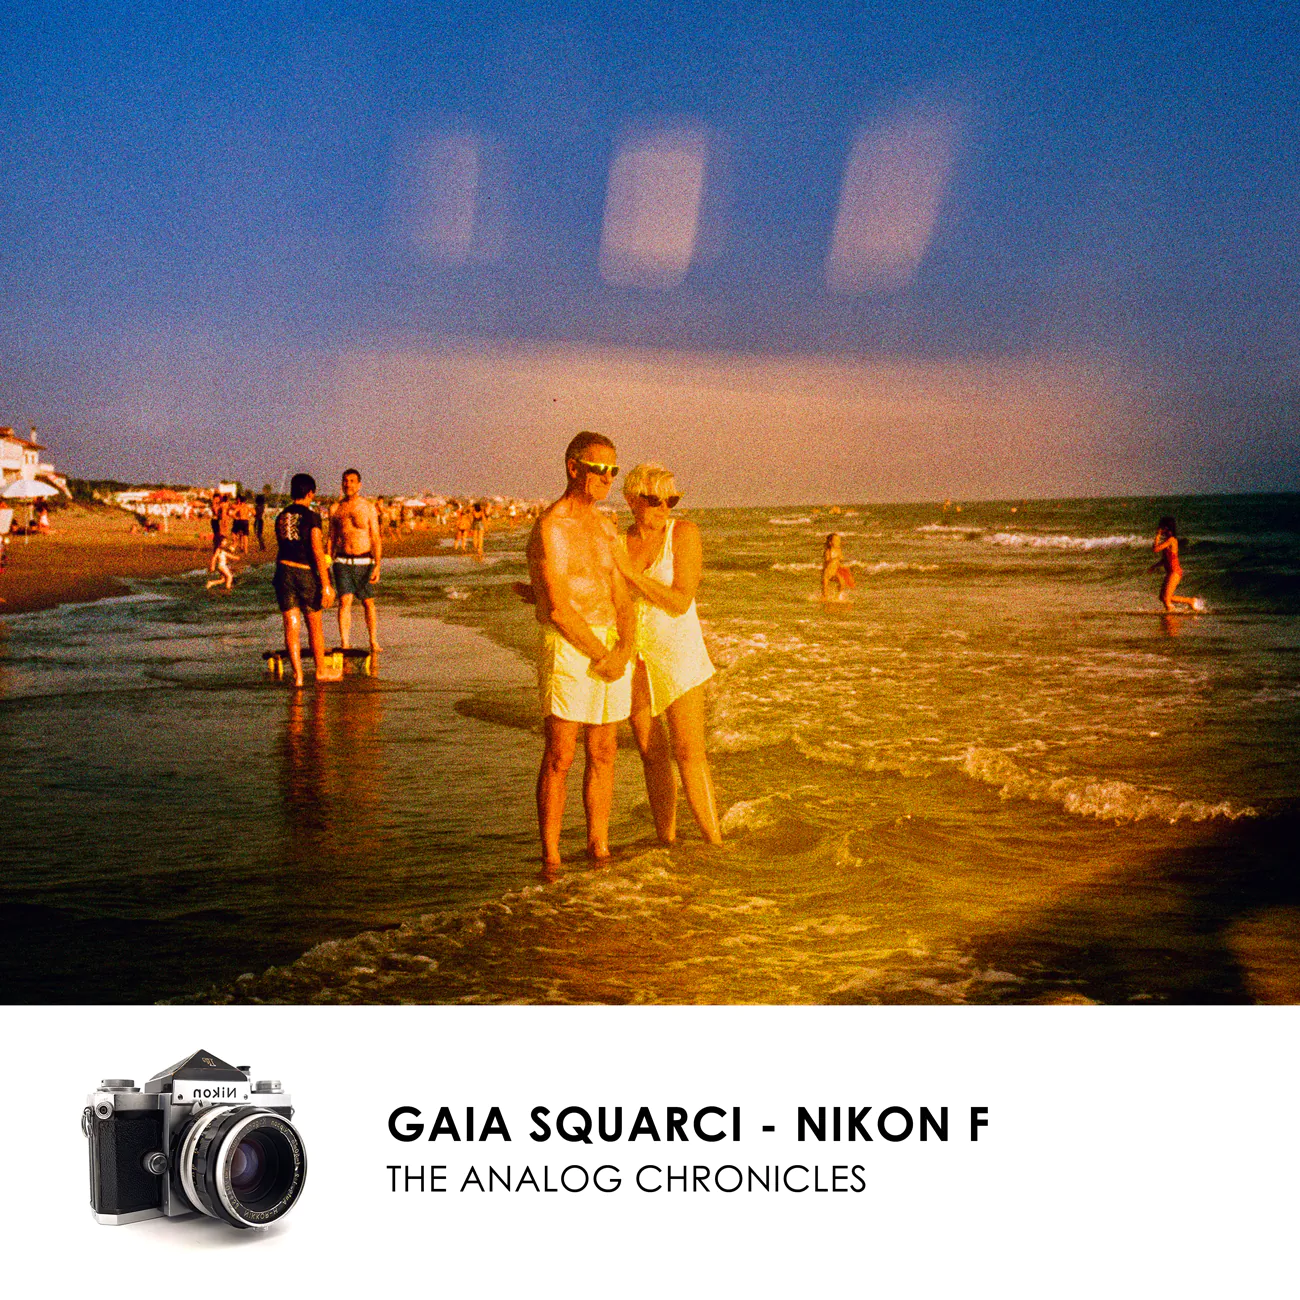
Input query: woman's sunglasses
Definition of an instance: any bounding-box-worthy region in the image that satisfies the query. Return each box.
[574,459,619,478]
[637,493,681,509]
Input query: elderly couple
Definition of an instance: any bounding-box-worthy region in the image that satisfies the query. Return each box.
[524,430,723,869]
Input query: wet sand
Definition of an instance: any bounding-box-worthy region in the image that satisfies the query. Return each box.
[0,505,469,615]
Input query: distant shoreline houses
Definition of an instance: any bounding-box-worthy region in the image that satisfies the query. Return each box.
[0,426,69,496]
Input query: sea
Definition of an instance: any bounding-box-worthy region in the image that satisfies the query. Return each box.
[2,493,1297,1004]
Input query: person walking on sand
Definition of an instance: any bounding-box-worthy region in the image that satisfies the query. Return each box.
[821,532,856,601]
[1150,515,1202,613]
[273,473,341,686]
[526,431,636,870]
[455,501,472,551]
[470,499,486,559]
[614,463,722,846]
[329,467,382,655]
[209,492,225,555]
[231,495,252,555]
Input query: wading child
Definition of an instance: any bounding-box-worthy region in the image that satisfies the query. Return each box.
[821,533,856,600]
[1149,515,1202,612]
[206,537,239,591]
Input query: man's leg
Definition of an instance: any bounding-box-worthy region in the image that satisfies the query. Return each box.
[307,610,342,680]
[338,592,353,648]
[583,721,618,860]
[362,597,381,654]
[282,608,304,687]
[538,716,581,867]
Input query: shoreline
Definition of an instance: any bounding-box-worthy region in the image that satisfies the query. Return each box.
[0,505,491,616]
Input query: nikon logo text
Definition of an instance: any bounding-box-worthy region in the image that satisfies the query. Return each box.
[173,1080,251,1105]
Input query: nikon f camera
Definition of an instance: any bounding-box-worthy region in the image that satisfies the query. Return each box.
[83,1050,306,1230]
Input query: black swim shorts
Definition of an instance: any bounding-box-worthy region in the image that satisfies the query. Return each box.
[332,558,375,600]
[274,563,323,613]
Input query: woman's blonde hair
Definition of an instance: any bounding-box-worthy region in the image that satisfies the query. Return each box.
[622,462,679,503]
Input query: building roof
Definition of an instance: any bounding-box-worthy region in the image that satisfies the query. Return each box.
[0,427,44,450]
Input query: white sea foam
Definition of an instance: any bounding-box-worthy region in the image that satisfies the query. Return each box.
[772,559,938,573]
[768,516,813,525]
[984,532,1146,550]
[720,793,791,832]
[960,747,1258,824]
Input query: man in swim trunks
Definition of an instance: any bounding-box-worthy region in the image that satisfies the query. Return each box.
[526,431,636,868]
[231,496,252,554]
[274,473,341,686]
[329,467,382,655]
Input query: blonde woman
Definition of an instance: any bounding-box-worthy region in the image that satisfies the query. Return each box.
[616,463,722,845]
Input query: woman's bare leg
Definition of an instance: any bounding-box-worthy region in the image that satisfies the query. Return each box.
[1161,572,1198,611]
[665,683,722,844]
[628,660,678,842]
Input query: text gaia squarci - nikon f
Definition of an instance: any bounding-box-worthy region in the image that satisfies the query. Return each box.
[82,1050,307,1230]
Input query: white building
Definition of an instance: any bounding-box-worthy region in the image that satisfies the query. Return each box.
[0,426,69,496]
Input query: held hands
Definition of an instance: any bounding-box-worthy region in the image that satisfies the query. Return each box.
[321,583,336,609]
[591,643,630,682]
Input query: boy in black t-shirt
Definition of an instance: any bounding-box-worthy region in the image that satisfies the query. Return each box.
[273,473,340,685]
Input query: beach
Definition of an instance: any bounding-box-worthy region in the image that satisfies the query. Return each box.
[0,503,468,615]
[1,492,1296,1005]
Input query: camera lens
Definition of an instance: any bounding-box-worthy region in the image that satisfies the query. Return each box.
[177,1106,306,1229]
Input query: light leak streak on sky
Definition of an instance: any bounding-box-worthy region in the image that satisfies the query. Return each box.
[826,108,959,294]
[599,128,709,290]
[401,132,509,267]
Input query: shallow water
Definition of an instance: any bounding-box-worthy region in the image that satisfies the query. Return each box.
[2,495,1297,1003]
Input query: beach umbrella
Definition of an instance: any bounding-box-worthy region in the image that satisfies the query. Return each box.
[2,478,58,542]
[2,478,58,499]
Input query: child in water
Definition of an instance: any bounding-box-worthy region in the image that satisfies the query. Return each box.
[1149,515,1203,612]
[206,537,239,592]
[821,533,856,600]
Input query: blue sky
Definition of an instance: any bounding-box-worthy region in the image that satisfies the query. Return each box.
[1,3,1297,496]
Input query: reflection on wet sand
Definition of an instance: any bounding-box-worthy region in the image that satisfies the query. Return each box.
[279,675,385,883]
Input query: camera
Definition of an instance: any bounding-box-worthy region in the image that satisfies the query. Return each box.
[83,1049,306,1230]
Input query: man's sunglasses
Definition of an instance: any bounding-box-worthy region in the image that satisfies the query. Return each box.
[637,493,681,509]
[574,459,619,478]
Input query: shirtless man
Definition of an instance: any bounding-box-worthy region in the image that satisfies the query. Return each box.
[527,431,636,869]
[329,467,382,655]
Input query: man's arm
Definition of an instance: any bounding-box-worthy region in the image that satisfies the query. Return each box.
[311,521,336,607]
[537,516,611,662]
[367,500,382,581]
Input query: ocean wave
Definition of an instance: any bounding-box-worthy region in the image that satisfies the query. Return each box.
[174,848,797,1005]
[771,560,940,574]
[984,532,1146,551]
[960,747,1258,824]
[768,516,813,525]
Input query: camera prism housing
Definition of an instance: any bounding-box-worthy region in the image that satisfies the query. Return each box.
[83,1049,306,1230]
